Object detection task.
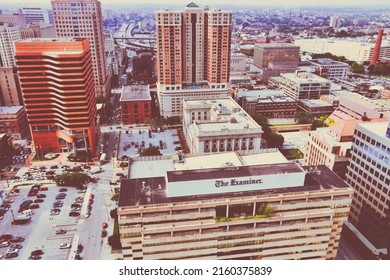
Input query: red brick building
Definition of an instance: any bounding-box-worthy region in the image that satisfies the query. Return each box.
[120,85,151,125]
[0,106,29,140]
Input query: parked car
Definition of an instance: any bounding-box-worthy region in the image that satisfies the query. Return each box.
[36,194,46,198]
[0,241,10,247]
[69,211,80,217]
[5,252,18,259]
[59,188,68,192]
[50,209,61,215]
[55,194,66,200]
[30,249,44,256]
[29,204,39,209]
[10,237,25,243]
[56,229,67,235]
[59,243,71,249]
[40,186,48,191]
[10,244,22,249]
[28,255,41,260]
[34,199,44,203]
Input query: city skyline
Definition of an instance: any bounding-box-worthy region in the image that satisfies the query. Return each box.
[3,0,390,8]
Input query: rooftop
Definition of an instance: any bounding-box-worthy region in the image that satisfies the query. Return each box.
[237,89,296,103]
[310,58,349,66]
[0,106,24,115]
[255,43,299,49]
[120,85,151,102]
[119,165,350,208]
[184,98,263,135]
[357,121,390,140]
[281,72,331,84]
[299,99,333,108]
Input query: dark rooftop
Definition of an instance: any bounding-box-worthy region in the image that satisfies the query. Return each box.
[187,2,199,8]
[119,165,350,208]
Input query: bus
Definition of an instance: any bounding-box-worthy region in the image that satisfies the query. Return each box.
[99,153,107,165]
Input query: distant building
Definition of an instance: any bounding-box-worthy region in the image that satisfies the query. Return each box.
[0,67,22,107]
[0,13,26,27]
[104,31,115,54]
[132,52,154,82]
[309,58,349,79]
[230,53,246,72]
[239,45,254,56]
[183,97,263,154]
[0,106,29,140]
[279,71,331,100]
[118,150,352,260]
[346,121,390,258]
[294,39,390,63]
[156,3,232,117]
[19,23,56,39]
[0,25,21,67]
[52,0,110,97]
[253,43,300,69]
[15,38,97,156]
[21,8,52,25]
[237,89,297,119]
[329,16,341,29]
[120,85,151,125]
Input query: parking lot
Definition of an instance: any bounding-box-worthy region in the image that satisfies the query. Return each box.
[118,127,181,158]
[0,182,101,260]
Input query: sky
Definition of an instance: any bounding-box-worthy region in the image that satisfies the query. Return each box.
[5,0,390,7]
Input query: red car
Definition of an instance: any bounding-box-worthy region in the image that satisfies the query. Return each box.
[40,186,48,191]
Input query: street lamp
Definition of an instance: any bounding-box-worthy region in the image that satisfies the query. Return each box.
[10,209,15,225]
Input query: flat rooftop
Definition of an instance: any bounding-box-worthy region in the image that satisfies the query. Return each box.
[340,95,390,113]
[299,99,333,108]
[357,121,390,140]
[129,150,289,179]
[310,58,349,66]
[255,43,299,49]
[237,89,296,103]
[185,98,262,134]
[0,106,24,115]
[281,72,331,84]
[119,165,350,208]
[120,85,151,102]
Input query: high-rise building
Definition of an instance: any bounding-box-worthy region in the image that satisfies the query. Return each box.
[20,8,52,25]
[19,23,56,39]
[156,2,232,117]
[52,0,110,97]
[0,25,21,67]
[15,38,97,156]
[0,67,23,106]
[345,121,390,258]
[329,16,341,29]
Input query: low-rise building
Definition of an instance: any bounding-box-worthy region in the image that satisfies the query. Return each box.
[309,58,349,80]
[183,97,263,154]
[279,71,331,100]
[238,89,297,119]
[120,85,152,125]
[0,106,29,140]
[298,99,334,117]
[118,150,353,260]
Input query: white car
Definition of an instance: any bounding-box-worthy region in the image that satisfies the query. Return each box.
[0,253,3,259]
[6,248,19,254]
[59,243,71,249]
[0,241,10,247]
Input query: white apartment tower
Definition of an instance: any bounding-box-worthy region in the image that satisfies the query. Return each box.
[0,25,21,68]
[156,2,232,117]
[51,0,110,97]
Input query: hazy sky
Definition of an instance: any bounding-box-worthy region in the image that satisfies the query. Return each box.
[5,0,390,7]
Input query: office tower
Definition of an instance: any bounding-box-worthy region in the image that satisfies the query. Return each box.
[118,151,352,260]
[329,16,341,29]
[345,121,390,258]
[0,67,23,106]
[0,13,27,27]
[15,38,97,156]
[52,0,110,97]
[0,25,21,67]
[156,3,232,117]
[21,8,52,25]
[253,43,300,69]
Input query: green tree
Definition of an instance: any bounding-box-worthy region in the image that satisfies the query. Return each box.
[295,112,314,124]
[266,132,284,148]
[139,146,161,156]
[351,62,365,74]
[166,116,181,126]
[252,113,271,134]
[53,172,90,188]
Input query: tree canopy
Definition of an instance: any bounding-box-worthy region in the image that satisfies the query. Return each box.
[139,146,162,156]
